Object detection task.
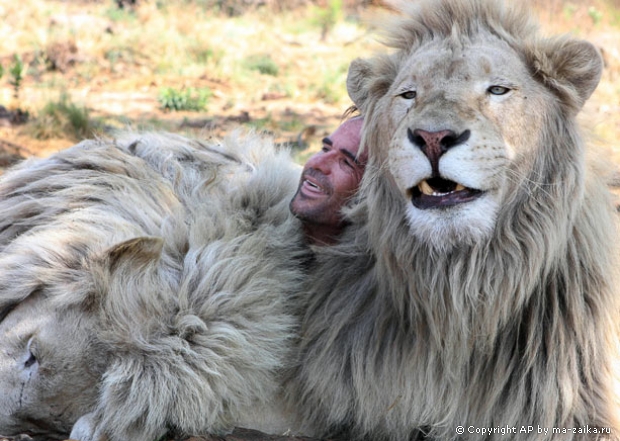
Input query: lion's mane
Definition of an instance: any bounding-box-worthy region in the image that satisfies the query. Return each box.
[292,1,620,440]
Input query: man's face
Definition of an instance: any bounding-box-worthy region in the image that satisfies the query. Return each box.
[290,117,366,231]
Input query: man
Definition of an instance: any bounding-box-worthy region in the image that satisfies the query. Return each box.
[289,116,366,245]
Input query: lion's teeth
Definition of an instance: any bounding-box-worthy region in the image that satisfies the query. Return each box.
[419,181,467,196]
[419,180,434,196]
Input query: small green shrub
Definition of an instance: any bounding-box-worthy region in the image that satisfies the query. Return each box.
[311,0,343,40]
[190,46,220,65]
[26,93,95,140]
[244,54,279,76]
[311,64,347,104]
[588,6,603,26]
[105,6,136,22]
[563,3,577,20]
[157,86,211,111]
[610,6,620,28]
[9,55,25,101]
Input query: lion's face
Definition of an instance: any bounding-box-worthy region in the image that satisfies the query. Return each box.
[349,25,602,251]
[0,224,156,440]
[0,292,102,439]
[385,38,551,248]
[0,228,111,440]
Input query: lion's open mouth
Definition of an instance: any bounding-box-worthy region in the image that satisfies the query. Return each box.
[410,177,483,209]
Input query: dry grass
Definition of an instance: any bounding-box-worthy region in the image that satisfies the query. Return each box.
[0,0,380,159]
[0,0,618,163]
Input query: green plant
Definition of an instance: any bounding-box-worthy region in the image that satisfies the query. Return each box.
[311,0,343,40]
[105,5,136,22]
[311,64,347,104]
[279,115,305,132]
[563,3,577,20]
[588,6,603,26]
[609,4,620,28]
[247,112,275,131]
[193,47,215,64]
[0,61,4,105]
[9,55,25,101]
[244,54,279,76]
[157,86,211,111]
[26,93,96,140]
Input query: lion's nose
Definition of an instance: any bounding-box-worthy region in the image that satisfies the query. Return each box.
[407,128,470,174]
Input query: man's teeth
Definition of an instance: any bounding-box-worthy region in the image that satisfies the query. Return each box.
[306,180,320,190]
[418,180,465,196]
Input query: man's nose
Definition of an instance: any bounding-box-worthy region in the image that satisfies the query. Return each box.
[308,151,337,174]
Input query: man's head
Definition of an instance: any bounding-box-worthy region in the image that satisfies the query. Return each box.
[290,116,366,245]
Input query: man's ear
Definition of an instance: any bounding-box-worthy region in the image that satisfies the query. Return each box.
[347,54,399,113]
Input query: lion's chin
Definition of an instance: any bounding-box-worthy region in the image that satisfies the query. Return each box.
[402,185,498,252]
[409,177,484,209]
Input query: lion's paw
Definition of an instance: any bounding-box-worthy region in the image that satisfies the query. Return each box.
[70,413,103,441]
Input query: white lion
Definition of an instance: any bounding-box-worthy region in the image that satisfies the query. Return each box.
[0,131,309,441]
[292,0,620,440]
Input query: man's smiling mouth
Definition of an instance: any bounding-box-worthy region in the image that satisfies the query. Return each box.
[305,179,322,191]
[300,171,332,197]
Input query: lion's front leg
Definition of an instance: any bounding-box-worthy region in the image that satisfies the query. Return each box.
[73,355,212,441]
[70,412,109,441]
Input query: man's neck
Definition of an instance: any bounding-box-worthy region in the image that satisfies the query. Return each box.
[303,223,342,246]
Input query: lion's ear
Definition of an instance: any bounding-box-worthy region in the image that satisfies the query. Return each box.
[347,55,399,112]
[347,58,375,111]
[533,38,603,111]
[83,237,164,313]
[104,236,164,273]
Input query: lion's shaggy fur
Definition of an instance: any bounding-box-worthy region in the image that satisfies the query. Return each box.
[0,132,309,440]
[292,1,620,440]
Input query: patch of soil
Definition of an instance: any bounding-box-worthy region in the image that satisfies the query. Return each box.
[0,74,346,165]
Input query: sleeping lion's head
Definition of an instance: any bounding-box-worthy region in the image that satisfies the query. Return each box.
[348,0,603,250]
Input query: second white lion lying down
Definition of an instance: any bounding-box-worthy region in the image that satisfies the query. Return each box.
[0,131,309,441]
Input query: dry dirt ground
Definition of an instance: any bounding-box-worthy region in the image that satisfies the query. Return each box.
[0,0,379,164]
[0,73,349,163]
[0,2,618,165]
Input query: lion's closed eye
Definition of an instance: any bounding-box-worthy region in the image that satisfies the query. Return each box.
[24,337,38,369]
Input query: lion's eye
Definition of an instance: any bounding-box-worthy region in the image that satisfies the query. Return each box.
[488,85,510,95]
[24,337,38,369]
[399,90,417,100]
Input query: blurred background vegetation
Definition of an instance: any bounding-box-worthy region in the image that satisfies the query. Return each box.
[0,0,618,165]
